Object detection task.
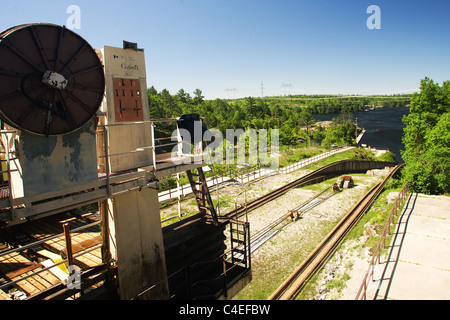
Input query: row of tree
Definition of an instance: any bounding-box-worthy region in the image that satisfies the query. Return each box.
[148,82,450,195]
[148,87,409,146]
[402,77,449,195]
[268,95,411,114]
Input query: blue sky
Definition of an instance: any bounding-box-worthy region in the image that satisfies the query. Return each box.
[1,0,450,99]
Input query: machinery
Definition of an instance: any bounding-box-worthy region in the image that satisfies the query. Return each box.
[0,23,105,136]
[336,175,354,189]
[0,23,251,300]
[0,23,106,212]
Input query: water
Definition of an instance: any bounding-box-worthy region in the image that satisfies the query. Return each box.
[313,107,410,163]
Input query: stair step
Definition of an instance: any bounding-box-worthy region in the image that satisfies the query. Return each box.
[232,249,247,256]
[231,239,246,245]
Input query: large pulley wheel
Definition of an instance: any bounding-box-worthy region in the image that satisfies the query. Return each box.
[0,23,105,136]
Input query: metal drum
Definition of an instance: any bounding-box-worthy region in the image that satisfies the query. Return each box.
[0,23,105,136]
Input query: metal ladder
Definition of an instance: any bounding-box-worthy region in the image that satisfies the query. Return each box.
[186,167,219,225]
[229,219,250,268]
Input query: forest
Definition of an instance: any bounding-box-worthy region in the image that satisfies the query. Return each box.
[147,81,450,196]
[148,86,411,147]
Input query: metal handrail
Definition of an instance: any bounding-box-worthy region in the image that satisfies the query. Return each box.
[0,220,102,292]
[355,183,410,300]
[0,220,101,258]
[0,243,103,291]
[96,119,191,161]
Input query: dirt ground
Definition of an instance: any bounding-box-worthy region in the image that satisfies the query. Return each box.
[160,166,389,300]
[234,172,385,299]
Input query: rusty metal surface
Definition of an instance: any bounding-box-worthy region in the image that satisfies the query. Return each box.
[113,78,143,122]
[0,23,104,136]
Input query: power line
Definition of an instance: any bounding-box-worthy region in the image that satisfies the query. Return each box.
[281,83,293,96]
[225,88,237,99]
[281,95,411,101]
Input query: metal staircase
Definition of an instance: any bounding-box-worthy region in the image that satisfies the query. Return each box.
[186,167,219,225]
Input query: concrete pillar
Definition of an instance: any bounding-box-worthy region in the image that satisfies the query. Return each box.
[106,187,169,300]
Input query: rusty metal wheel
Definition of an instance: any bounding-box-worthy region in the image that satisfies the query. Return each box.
[0,23,104,136]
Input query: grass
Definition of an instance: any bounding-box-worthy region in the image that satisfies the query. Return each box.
[278,145,326,167]
[160,145,398,299]
[327,273,351,291]
[234,223,334,300]
[295,175,406,300]
[233,168,400,300]
[234,173,382,300]
[345,176,404,252]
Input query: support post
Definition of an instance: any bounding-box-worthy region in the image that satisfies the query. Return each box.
[107,187,169,299]
[63,223,75,270]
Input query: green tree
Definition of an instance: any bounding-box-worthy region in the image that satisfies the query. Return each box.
[402,77,450,194]
[148,86,164,118]
[193,89,204,104]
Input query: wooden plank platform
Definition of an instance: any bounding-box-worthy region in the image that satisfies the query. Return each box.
[19,212,103,269]
[0,251,60,298]
[0,211,103,299]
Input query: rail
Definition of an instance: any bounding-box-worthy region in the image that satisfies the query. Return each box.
[0,130,15,221]
[279,146,354,174]
[157,146,354,204]
[0,117,203,224]
[268,164,403,300]
[355,182,410,300]
[223,159,396,220]
[96,118,189,176]
[248,185,336,253]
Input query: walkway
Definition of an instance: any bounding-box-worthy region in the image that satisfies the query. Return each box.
[370,193,450,300]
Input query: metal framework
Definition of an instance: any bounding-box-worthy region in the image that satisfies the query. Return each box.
[0,119,208,300]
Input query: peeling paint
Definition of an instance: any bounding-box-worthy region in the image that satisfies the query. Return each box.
[13,120,98,196]
[21,132,57,160]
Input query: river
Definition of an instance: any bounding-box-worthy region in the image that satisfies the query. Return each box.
[313,107,410,163]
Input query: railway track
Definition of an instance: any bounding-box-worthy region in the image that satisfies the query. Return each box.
[231,186,338,261]
[0,160,398,300]
[248,186,337,254]
[219,159,396,221]
[268,164,404,300]
[221,173,327,220]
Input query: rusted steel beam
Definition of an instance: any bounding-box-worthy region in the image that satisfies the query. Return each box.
[63,223,75,270]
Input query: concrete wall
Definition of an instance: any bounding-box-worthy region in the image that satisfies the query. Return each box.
[107,187,169,300]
